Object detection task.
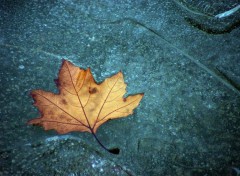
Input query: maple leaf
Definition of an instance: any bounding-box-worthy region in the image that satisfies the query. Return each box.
[28,59,143,154]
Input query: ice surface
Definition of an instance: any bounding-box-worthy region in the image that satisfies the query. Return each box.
[1,0,239,175]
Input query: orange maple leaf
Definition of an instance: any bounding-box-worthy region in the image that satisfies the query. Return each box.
[28,59,143,154]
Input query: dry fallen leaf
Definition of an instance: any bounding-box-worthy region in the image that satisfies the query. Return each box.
[28,59,143,154]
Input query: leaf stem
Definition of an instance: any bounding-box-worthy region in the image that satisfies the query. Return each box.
[91,132,120,154]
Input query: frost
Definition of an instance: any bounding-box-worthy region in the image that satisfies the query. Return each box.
[90,155,105,173]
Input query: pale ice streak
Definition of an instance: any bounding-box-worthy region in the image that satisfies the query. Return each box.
[215,4,240,18]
